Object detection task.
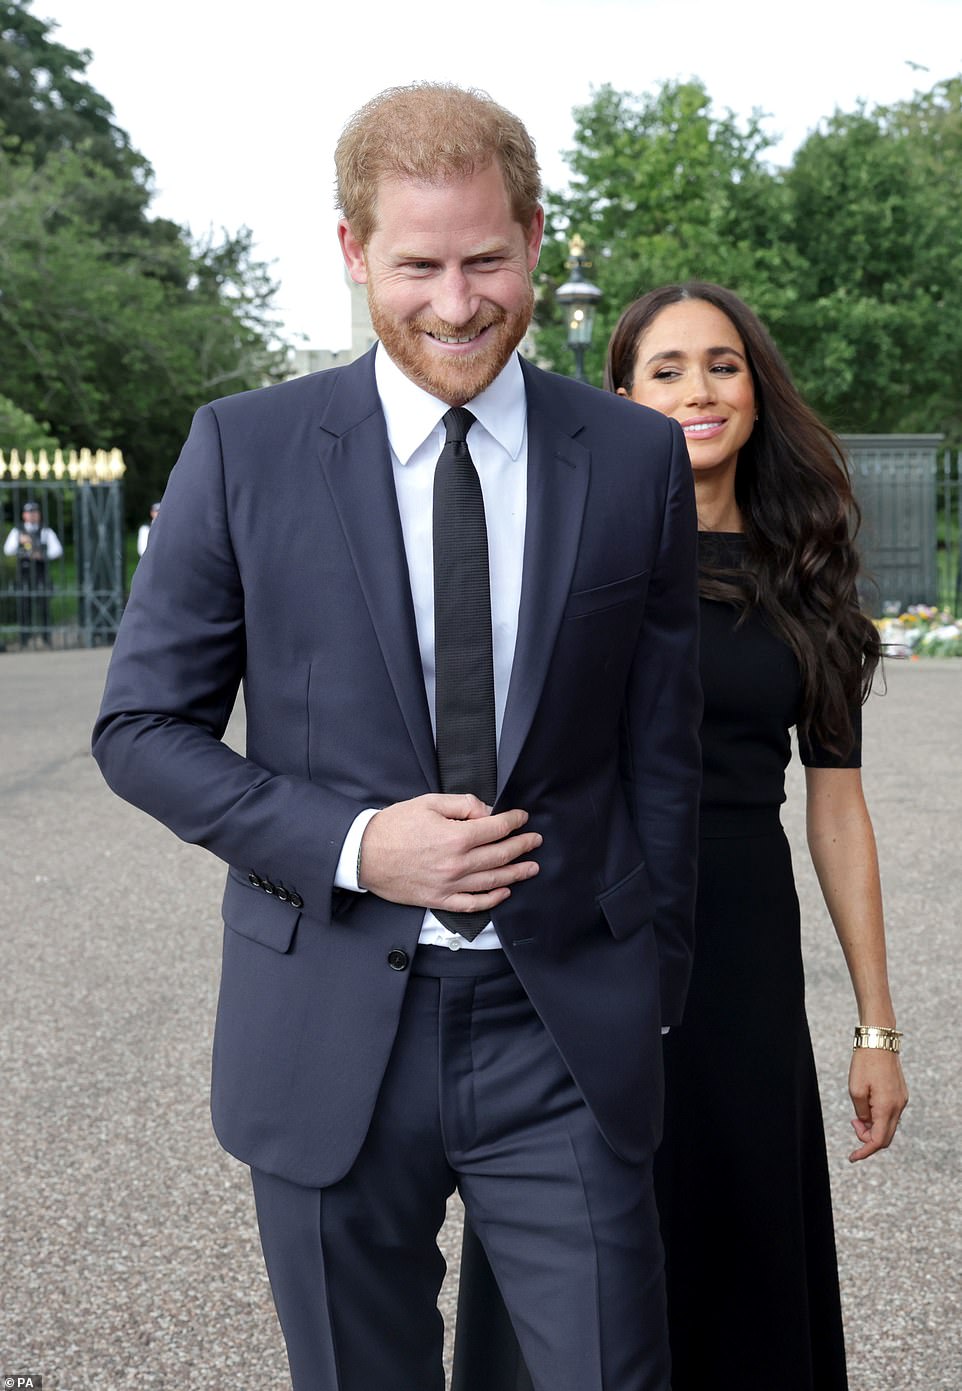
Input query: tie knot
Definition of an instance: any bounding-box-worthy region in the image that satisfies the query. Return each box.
[442,407,476,446]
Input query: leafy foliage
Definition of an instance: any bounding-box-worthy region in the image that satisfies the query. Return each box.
[0,0,139,176]
[779,79,962,439]
[0,0,287,521]
[536,77,962,448]
[0,391,59,452]
[534,82,796,383]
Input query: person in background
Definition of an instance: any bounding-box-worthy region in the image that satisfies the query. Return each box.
[137,500,161,557]
[3,499,63,646]
[453,281,908,1391]
[3,498,64,562]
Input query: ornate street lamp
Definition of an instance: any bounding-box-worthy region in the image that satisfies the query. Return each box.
[554,234,602,383]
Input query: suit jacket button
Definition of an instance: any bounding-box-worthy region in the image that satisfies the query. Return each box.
[275,884,290,902]
[248,872,262,889]
[262,879,276,895]
[289,893,304,910]
[387,949,409,971]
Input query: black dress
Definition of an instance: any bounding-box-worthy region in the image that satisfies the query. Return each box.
[451,533,851,1391]
[655,533,850,1389]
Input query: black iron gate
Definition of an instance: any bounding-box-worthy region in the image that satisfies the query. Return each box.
[842,435,960,616]
[3,437,959,647]
[1,447,126,651]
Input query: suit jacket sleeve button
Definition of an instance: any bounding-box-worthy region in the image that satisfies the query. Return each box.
[248,872,262,889]
[387,949,409,971]
[275,884,290,902]
[290,892,304,909]
[262,879,276,895]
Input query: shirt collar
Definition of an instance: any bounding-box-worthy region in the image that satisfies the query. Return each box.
[374,343,526,465]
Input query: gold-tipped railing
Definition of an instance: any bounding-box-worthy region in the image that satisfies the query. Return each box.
[0,447,126,481]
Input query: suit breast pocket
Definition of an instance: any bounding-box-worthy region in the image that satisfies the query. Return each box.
[564,569,650,621]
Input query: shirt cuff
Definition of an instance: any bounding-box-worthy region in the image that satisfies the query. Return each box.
[334,808,380,892]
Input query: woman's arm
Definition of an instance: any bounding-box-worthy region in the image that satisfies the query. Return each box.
[805,766,909,1162]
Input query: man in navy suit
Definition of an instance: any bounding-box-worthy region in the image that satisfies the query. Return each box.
[93,83,701,1391]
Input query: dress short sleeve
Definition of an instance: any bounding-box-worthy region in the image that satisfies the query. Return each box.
[797,703,862,769]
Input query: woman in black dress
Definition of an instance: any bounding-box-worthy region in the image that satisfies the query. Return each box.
[452,283,908,1391]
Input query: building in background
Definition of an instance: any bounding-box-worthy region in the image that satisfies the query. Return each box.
[289,276,377,377]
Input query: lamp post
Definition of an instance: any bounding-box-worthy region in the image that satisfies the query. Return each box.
[554,234,602,383]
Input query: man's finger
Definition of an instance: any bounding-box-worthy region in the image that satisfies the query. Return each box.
[456,808,537,846]
[433,885,515,914]
[425,792,495,820]
[455,858,542,895]
[459,830,543,868]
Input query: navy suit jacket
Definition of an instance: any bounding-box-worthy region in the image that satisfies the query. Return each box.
[93,349,701,1188]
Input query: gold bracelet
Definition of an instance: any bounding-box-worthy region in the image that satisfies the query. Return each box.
[853,1025,902,1054]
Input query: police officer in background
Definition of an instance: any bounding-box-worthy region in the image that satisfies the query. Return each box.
[3,499,63,646]
[137,501,161,558]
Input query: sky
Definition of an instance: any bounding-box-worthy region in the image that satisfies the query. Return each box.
[34,0,962,350]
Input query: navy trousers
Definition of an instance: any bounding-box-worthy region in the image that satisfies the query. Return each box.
[250,946,669,1391]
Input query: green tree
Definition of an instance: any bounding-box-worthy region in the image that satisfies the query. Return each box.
[0,0,288,520]
[0,146,285,520]
[0,391,59,452]
[0,0,140,177]
[534,82,792,383]
[781,78,962,440]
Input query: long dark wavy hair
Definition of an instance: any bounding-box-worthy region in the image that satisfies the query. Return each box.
[605,281,880,756]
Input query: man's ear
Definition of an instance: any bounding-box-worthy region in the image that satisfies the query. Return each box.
[338,219,368,284]
[525,205,545,272]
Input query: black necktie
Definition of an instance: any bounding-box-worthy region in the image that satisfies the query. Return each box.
[432,406,498,940]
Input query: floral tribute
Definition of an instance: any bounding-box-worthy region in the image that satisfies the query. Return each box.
[875,604,962,658]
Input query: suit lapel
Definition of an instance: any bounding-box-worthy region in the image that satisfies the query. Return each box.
[497,362,590,796]
[314,353,591,800]
[316,353,439,792]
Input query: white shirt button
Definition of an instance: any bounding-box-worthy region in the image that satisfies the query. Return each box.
[447,936,462,951]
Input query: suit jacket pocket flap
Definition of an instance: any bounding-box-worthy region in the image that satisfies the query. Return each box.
[597,860,655,940]
[565,569,649,620]
[222,869,300,954]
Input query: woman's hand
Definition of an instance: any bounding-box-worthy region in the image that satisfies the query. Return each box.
[847,1047,909,1161]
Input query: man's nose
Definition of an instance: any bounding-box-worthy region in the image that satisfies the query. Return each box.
[431,269,479,327]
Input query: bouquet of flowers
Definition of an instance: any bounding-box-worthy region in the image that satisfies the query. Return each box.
[875,604,962,658]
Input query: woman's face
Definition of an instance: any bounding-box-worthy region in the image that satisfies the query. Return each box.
[619,299,756,477]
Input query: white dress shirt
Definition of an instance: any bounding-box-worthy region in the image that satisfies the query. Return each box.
[335,344,528,949]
